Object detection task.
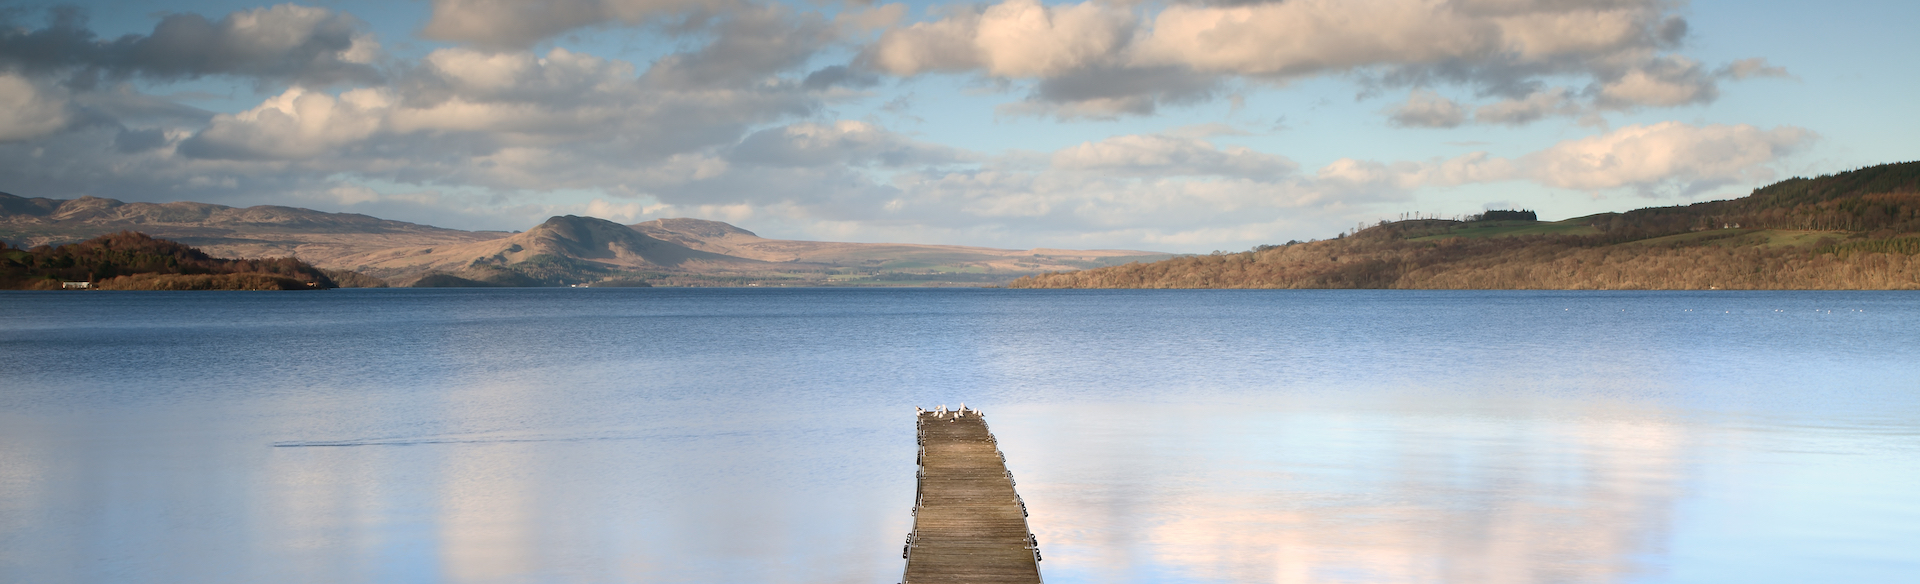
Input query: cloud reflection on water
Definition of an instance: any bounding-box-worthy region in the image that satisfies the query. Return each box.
[999,400,1685,584]
[6,289,1918,584]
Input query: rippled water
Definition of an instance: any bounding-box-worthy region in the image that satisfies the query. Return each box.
[2,288,1916,583]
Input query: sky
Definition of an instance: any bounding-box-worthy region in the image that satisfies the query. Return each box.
[1,0,1915,253]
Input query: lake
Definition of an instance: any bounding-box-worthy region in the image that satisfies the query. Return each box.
[2,288,1916,583]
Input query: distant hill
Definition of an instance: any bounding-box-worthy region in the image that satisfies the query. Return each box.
[0,193,505,268]
[1,194,1172,287]
[1012,161,1920,290]
[334,215,773,286]
[1,232,335,290]
[631,217,1169,273]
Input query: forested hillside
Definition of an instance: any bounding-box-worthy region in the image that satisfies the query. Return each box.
[1011,162,1920,290]
[2,232,338,290]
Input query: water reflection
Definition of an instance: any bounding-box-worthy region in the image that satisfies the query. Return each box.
[4,289,1918,583]
[1000,401,1687,584]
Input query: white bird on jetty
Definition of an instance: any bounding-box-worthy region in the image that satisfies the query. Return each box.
[916,407,926,416]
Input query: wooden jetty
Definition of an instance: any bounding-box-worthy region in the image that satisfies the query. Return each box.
[902,407,1043,584]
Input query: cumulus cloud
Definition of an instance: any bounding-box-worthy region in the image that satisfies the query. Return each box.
[1595,55,1715,108]
[1323,151,1521,191]
[0,74,74,141]
[1521,121,1815,193]
[1388,90,1468,128]
[1717,57,1791,80]
[1392,54,1783,127]
[972,0,1135,78]
[0,5,381,87]
[860,0,1135,78]
[729,121,967,167]
[1128,0,1689,85]
[855,0,1777,123]
[0,22,832,214]
[421,0,725,48]
[181,87,390,160]
[1005,64,1220,119]
[836,3,908,32]
[642,5,838,90]
[801,65,879,90]
[0,100,1820,253]
[1132,1,1492,77]
[1473,87,1578,126]
[162,33,830,172]
[884,166,1338,231]
[0,3,1818,252]
[1051,134,1297,180]
[1304,122,1812,197]
[826,131,1405,238]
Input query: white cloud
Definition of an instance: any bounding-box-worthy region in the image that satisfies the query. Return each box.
[583,198,648,223]
[0,104,1816,251]
[1595,56,1715,108]
[183,87,390,159]
[1485,4,1655,61]
[1473,88,1578,126]
[975,0,1135,78]
[1388,90,1468,128]
[1132,1,1494,76]
[729,120,968,167]
[162,36,827,189]
[0,5,381,86]
[0,2,1825,253]
[421,0,724,48]
[858,8,982,75]
[837,3,909,32]
[641,5,838,90]
[1521,121,1815,193]
[1051,134,1297,180]
[326,184,381,205]
[0,74,73,142]
[854,0,1772,124]
[1717,57,1791,80]
[861,0,1134,78]
[1297,122,1811,197]
[424,49,542,93]
[1162,123,1253,139]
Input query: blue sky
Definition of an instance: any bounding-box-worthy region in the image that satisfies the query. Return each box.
[1,0,1914,252]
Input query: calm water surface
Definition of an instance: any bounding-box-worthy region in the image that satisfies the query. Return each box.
[2,289,1916,583]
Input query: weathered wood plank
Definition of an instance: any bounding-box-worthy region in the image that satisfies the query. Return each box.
[902,408,1043,584]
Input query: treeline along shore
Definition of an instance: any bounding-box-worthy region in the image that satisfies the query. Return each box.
[2,232,339,290]
[1010,161,1920,290]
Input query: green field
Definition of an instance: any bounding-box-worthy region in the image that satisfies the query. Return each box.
[1404,219,1601,241]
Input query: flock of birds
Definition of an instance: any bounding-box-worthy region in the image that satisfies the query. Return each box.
[917,404,977,421]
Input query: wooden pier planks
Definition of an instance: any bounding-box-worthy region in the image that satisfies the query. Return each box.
[903,410,1042,584]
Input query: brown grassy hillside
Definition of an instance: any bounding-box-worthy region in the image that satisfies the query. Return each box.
[1011,162,1920,290]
